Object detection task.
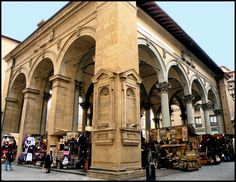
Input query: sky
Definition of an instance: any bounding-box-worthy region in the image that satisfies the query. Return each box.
[2,1,235,71]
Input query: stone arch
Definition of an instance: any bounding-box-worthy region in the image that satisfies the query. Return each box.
[138,37,166,82]
[206,85,220,108]
[190,74,207,102]
[57,32,96,78]
[3,73,26,134]
[28,51,56,86]
[166,60,190,95]
[10,67,29,90]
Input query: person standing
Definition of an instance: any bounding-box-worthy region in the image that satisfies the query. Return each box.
[45,151,53,173]
[5,148,13,171]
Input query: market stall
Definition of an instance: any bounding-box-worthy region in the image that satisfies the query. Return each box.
[148,124,201,171]
[18,134,47,166]
[1,134,17,163]
[54,131,91,171]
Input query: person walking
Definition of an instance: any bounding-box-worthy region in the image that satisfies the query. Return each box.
[45,151,53,173]
[5,148,14,171]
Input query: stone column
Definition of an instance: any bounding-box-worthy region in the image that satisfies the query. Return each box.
[156,82,171,127]
[183,94,195,126]
[17,88,41,158]
[40,92,51,135]
[47,74,72,151]
[153,117,160,129]
[143,103,152,130]
[72,80,83,131]
[201,103,211,134]
[88,2,144,180]
[80,101,91,130]
[213,109,223,134]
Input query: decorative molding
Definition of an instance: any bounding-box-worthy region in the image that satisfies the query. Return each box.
[183,94,195,103]
[120,128,140,146]
[201,103,211,111]
[162,48,166,59]
[5,97,18,103]
[155,82,171,92]
[92,69,117,84]
[48,30,54,42]
[93,128,115,146]
[22,88,40,95]
[49,74,71,83]
[213,109,222,115]
[57,39,61,51]
[142,102,152,110]
[75,26,81,37]
[119,69,141,84]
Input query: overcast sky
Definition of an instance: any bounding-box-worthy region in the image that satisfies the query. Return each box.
[2,1,235,71]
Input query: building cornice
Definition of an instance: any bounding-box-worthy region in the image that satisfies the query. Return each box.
[137,1,225,80]
[4,2,88,62]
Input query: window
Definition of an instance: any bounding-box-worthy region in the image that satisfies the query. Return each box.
[195,117,202,128]
[210,115,217,126]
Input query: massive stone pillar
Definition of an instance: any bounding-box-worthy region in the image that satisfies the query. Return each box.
[218,78,234,134]
[201,102,211,134]
[156,82,171,127]
[46,74,73,151]
[213,109,223,134]
[184,94,195,126]
[87,2,144,180]
[17,88,41,157]
[2,97,22,134]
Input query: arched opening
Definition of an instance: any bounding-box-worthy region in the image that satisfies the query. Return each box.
[29,58,54,135]
[138,43,165,139]
[167,64,189,127]
[191,78,208,134]
[3,73,26,133]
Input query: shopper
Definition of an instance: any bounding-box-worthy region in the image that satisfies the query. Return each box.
[5,148,14,171]
[45,151,53,173]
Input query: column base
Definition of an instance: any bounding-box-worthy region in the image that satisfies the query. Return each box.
[87,168,145,180]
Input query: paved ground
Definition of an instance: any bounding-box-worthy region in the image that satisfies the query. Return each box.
[1,161,235,181]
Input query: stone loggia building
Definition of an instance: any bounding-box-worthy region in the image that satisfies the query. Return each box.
[1,1,234,180]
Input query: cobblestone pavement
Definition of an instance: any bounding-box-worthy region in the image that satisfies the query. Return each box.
[1,161,235,181]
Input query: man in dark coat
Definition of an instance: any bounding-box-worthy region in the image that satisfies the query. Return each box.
[45,151,53,173]
[5,147,14,171]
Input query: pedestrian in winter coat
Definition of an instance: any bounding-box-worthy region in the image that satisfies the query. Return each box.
[44,151,53,173]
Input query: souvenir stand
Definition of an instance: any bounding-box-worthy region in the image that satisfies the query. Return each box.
[199,133,235,165]
[1,134,17,163]
[148,124,201,171]
[55,130,91,171]
[18,134,47,165]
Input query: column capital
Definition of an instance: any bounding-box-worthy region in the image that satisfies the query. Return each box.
[49,74,71,83]
[201,103,211,111]
[43,92,51,100]
[75,80,84,91]
[183,94,195,103]
[155,81,171,92]
[142,102,152,110]
[22,88,40,95]
[213,109,222,115]
[80,101,91,110]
